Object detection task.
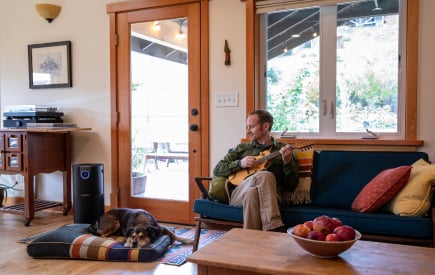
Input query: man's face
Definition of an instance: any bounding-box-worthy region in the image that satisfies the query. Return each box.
[246,114,269,141]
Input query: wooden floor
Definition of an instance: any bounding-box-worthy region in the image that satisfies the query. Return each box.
[0,209,197,274]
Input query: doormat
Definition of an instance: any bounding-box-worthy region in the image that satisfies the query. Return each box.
[160,227,225,266]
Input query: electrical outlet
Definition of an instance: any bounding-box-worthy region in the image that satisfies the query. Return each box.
[215,92,238,107]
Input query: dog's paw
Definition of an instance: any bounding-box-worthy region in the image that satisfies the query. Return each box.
[124,238,133,248]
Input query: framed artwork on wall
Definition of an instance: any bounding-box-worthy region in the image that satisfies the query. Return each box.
[28,40,72,89]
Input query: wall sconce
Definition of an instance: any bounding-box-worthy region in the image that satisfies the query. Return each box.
[35,3,62,23]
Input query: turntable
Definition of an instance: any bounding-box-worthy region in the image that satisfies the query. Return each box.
[3,105,64,128]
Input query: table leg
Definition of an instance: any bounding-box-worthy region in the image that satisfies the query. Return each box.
[23,173,34,226]
[63,133,72,215]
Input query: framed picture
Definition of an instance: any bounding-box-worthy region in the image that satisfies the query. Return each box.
[28,41,72,89]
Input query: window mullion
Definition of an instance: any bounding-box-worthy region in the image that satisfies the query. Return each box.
[319,5,337,136]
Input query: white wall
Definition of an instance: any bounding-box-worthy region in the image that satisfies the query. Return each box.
[0,0,117,202]
[0,0,434,205]
[417,0,435,156]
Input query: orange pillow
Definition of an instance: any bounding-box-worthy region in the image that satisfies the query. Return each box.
[351,166,412,213]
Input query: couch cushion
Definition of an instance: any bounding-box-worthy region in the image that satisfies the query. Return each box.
[386,159,435,216]
[311,151,429,208]
[351,166,412,213]
[280,206,433,239]
[27,223,172,262]
[194,198,243,223]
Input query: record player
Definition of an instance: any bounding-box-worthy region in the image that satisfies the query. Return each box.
[3,105,64,128]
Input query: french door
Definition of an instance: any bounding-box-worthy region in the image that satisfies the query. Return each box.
[108,0,209,224]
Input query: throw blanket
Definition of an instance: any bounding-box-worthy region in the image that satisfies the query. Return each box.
[282,150,313,205]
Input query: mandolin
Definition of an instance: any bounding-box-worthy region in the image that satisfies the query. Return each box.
[227,141,313,185]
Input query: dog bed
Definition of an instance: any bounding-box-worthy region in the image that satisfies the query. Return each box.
[26,223,172,262]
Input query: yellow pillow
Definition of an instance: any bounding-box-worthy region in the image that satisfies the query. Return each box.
[386,158,435,216]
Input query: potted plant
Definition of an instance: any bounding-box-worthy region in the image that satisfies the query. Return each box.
[0,182,21,207]
[131,136,147,195]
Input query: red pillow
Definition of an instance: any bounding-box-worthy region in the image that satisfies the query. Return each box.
[351,166,412,213]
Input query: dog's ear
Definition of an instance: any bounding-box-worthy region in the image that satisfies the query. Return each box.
[146,226,163,240]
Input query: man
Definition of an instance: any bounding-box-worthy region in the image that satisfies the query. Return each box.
[213,109,299,231]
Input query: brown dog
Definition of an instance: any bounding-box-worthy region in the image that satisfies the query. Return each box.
[88,208,193,248]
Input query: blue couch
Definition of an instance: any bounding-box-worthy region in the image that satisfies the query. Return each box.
[193,151,435,251]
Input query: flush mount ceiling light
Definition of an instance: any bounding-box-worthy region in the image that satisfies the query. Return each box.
[35,3,62,23]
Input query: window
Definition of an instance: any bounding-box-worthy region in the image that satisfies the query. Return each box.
[248,0,418,140]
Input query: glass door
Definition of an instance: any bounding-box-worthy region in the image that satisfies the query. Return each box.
[131,18,189,202]
[111,1,205,224]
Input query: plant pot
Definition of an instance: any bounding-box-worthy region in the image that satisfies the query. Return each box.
[131,172,147,195]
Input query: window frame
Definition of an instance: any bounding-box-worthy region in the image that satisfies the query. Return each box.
[243,0,421,146]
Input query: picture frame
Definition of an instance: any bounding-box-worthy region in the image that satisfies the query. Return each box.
[28,41,72,89]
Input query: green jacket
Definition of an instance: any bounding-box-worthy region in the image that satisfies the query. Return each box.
[213,138,299,194]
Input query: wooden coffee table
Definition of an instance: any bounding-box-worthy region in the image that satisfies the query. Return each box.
[187,228,435,275]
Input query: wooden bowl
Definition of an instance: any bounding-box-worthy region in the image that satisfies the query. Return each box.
[287,227,361,258]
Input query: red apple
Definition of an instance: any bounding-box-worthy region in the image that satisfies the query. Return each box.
[330,217,343,230]
[334,225,356,241]
[312,215,333,235]
[325,233,340,242]
[303,220,313,231]
[292,224,311,238]
[306,230,326,241]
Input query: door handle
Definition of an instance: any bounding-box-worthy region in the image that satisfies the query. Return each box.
[190,124,199,131]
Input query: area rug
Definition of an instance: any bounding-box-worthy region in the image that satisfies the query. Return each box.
[160,227,225,265]
[19,226,225,266]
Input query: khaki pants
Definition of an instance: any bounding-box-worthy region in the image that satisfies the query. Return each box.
[229,171,284,231]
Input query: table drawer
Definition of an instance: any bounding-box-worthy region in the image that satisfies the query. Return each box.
[5,153,22,171]
[5,133,23,152]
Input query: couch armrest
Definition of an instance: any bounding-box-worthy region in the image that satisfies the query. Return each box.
[194,177,213,200]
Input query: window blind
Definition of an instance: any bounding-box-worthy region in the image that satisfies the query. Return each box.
[256,0,357,13]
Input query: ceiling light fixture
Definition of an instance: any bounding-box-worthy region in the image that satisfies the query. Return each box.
[282,43,288,53]
[35,3,62,23]
[372,0,383,11]
[177,29,186,40]
[152,21,160,31]
[176,20,186,40]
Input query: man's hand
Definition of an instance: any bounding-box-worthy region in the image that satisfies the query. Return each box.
[280,145,293,164]
[240,156,258,168]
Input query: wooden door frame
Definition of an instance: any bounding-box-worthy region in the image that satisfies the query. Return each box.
[106,0,209,224]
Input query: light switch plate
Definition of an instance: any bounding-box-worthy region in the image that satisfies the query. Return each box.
[215,92,238,107]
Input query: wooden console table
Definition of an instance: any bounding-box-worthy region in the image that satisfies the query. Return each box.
[188,228,435,275]
[0,128,89,226]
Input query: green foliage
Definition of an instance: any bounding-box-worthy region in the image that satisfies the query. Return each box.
[267,62,397,132]
[267,66,319,132]
[131,129,146,172]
